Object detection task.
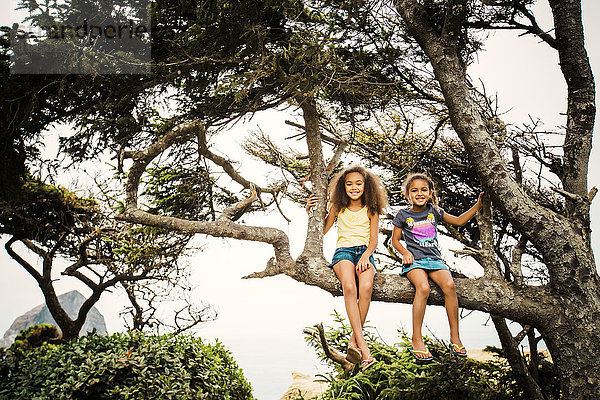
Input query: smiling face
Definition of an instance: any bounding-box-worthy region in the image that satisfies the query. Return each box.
[407,178,432,208]
[345,171,365,202]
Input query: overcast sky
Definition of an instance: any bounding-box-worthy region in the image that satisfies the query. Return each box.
[1,1,599,399]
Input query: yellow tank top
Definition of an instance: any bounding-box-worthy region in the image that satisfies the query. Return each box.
[336,206,370,248]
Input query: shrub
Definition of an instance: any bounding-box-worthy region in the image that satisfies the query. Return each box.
[9,323,61,352]
[0,327,254,400]
[306,312,559,400]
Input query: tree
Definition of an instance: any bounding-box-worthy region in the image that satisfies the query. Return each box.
[3,0,598,397]
[390,1,598,398]
[115,2,598,398]
[0,0,290,339]
[0,175,216,340]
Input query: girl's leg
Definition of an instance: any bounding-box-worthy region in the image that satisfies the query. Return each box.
[348,267,375,357]
[406,268,431,358]
[333,260,372,360]
[429,269,465,354]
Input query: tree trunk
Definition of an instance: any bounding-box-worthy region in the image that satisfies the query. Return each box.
[527,330,541,384]
[539,295,600,398]
[38,281,85,341]
[548,0,595,199]
[5,237,84,341]
[297,94,329,259]
[491,315,544,400]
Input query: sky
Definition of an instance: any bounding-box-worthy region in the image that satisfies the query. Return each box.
[1,1,599,399]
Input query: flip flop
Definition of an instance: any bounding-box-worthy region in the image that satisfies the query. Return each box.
[450,343,467,358]
[346,345,362,364]
[408,346,434,363]
[360,355,376,371]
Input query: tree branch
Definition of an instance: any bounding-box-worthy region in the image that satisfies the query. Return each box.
[117,207,294,267]
[513,3,557,49]
[124,118,201,208]
[303,323,354,373]
[476,196,503,280]
[242,256,283,279]
[328,140,347,173]
[510,236,527,286]
[588,187,598,203]
[122,282,145,330]
[514,324,532,345]
[5,237,43,284]
[442,0,468,44]
[217,184,258,221]
[197,124,278,195]
[491,315,545,400]
[297,94,328,259]
[17,239,54,281]
[474,3,557,48]
[63,268,99,290]
[284,119,342,146]
[119,118,295,267]
[548,0,595,199]
[271,191,292,223]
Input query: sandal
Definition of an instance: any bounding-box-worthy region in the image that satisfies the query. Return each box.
[450,343,467,358]
[346,345,362,364]
[360,355,376,371]
[408,346,434,363]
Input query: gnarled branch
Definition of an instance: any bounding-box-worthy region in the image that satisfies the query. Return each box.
[303,323,354,373]
[197,124,279,195]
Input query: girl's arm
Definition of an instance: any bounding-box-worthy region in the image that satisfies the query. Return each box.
[323,205,338,235]
[306,194,338,234]
[391,225,413,265]
[356,212,380,272]
[442,192,484,227]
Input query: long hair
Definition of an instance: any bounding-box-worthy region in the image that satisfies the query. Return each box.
[328,166,388,215]
[402,172,439,207]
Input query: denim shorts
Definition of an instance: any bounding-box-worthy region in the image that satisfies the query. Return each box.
[401,257,448,276]
[329,245,376,268]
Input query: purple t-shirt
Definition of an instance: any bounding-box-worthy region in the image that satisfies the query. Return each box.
[392,203,444,260]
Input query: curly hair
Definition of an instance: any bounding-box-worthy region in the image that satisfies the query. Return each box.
[328,166,388,215]
[402,172,439,206]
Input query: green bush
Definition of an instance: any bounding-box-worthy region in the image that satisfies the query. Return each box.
[307,312,558,400]
[0,327,254,400]
[9,323,61,353]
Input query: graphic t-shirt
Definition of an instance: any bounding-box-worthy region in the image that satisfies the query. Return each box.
[392,203,444,260]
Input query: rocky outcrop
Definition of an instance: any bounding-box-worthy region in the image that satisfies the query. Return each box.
[280,371,328,400]
[0,290,107,347]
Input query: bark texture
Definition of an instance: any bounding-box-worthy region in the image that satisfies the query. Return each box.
[548,0,595,199]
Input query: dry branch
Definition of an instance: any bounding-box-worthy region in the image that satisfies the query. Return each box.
[303,323,354,373]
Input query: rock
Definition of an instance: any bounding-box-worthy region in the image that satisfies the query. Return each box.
[0,290,107,347]
[280,371,328,400]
